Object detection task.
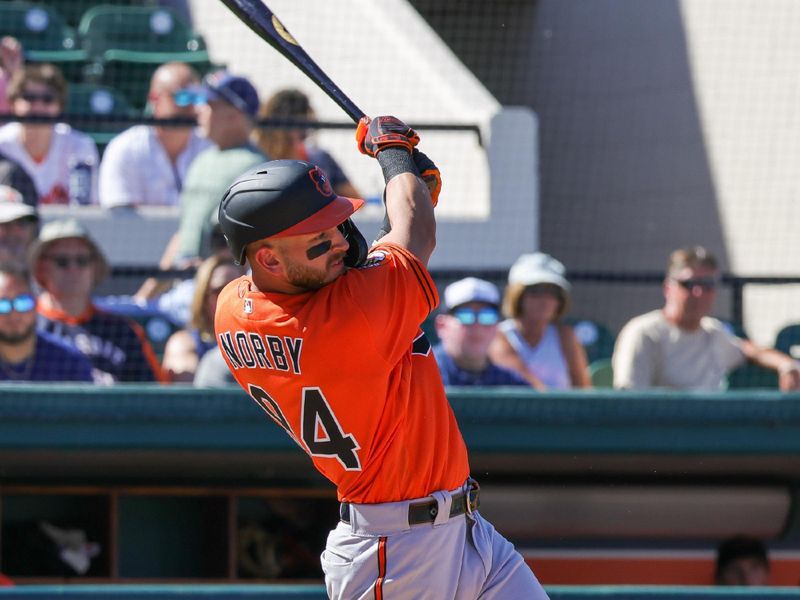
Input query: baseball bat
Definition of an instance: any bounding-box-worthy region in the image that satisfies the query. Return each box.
[217,0,366,123]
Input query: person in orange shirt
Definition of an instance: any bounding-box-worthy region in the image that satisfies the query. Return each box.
[215,116,548,599]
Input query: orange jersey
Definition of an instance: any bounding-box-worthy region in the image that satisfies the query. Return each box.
[214,243,469,503]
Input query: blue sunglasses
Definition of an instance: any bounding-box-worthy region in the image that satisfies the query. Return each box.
[0,294,35,315]
[172,89,204,107]
[451,307,500,326]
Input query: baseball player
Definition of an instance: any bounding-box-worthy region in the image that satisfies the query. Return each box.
[215,116,548,599]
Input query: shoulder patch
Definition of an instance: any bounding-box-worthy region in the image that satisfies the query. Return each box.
[359,250,388,269]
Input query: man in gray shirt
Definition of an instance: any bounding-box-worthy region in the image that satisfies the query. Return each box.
[613,245,800,391]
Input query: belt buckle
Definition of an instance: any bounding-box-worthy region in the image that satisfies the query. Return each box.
[466,478,480,516]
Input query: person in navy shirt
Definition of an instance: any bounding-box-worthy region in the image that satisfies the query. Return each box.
[433,277,530,387]
[0,262,92,382]
[31,219,162,383]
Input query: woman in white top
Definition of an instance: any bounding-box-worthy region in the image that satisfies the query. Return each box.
[0,64,98,204]
[489,252,591,390]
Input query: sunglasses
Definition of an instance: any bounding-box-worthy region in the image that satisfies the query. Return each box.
[451,307,500,326]
[172,89,203,107]
[21,92,57,104]
[0,294,35,315]
[46,254,94,269]
[673,277,718,292]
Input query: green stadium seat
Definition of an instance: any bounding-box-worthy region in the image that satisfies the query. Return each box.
[40,0,145,29]
[725,362,779,390]
[66,83,139,146]
[568,318,616,364]
[589,358,613,388]
[2,1,88,80]
[775,323,800,360]
[79,4,211,62]
[78,5,217,110]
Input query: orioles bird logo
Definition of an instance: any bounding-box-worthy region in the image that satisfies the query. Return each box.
[308,167,334,197]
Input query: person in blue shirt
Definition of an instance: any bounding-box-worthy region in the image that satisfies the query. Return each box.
[433,277,530,387]
[0,262,92,382]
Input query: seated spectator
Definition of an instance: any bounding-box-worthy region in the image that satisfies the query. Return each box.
[0,262,92,382]
[489,253,591,389]
[98,62,212,209]
[31,219,163,383]
[613,246,800,391]
[0,36,23,116]
[253,88,360,197]
[0,64,98,204]
[193,348,235,388]
[0,185,37,267]
[433,277,529,386]
[715,535,770,586]
[175,71,265,265]
[162,255,245,382]
[0,149,38,205]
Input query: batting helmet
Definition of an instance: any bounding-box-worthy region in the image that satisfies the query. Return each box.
[218,160,366,266]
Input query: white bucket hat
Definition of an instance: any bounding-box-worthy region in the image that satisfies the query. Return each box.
[508,252,571,292]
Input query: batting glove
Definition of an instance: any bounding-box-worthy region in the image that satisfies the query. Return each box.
[356,116,419,157]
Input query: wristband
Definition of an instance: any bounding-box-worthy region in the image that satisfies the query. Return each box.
[376,147,420,184]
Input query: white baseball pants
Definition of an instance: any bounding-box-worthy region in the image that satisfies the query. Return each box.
[321,482,549,599]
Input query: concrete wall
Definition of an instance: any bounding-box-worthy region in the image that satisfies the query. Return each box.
[416,0,800,342]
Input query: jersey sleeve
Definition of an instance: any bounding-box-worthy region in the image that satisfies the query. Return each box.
[339,243,438,364]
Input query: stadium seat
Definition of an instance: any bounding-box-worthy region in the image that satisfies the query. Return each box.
[40,0,144,29]
[79,4,211,62]
[78,5,217,110]
[66,83,139,147]
[588,358,613,388]
[568,318,616,364]
[725,362,779,390]
[774,323,800,359]
[2,1,88,81]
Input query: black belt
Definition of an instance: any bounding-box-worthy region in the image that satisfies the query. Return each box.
[340,480,480,526]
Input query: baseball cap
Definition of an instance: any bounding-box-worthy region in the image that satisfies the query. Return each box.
[197,71,259,119]
[508,252,571,292]
[29,218,109,285]
[444,277,500,311]
[0,185,38,224]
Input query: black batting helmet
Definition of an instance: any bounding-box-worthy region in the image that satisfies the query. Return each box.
[218,160,366,266]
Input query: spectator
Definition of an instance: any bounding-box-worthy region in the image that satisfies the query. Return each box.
[489,252,591,389]
[613,246,800,391]
[0,185,37,267]
[0,36,23,116]
[0,261,92,382]
[433,277,529,386]
[253,88,360,197]
[715,535,770,586]
[0,149,38,205]
[98,62,212,209]
[193,348,235,387]
[0,64,98,204]
[174,71,265,264]
[31,219,163,383]
[161,255,245,382]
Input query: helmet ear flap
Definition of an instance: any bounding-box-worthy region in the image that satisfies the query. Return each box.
[338,219,368,268]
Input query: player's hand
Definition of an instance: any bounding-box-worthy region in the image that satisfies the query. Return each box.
[413,149,441,207]
[356,116,419,157]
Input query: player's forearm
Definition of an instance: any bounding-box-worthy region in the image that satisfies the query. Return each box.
[381,173,436,265]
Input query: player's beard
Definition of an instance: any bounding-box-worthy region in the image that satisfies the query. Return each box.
[284,253,346,291]
[0,322,36,345]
